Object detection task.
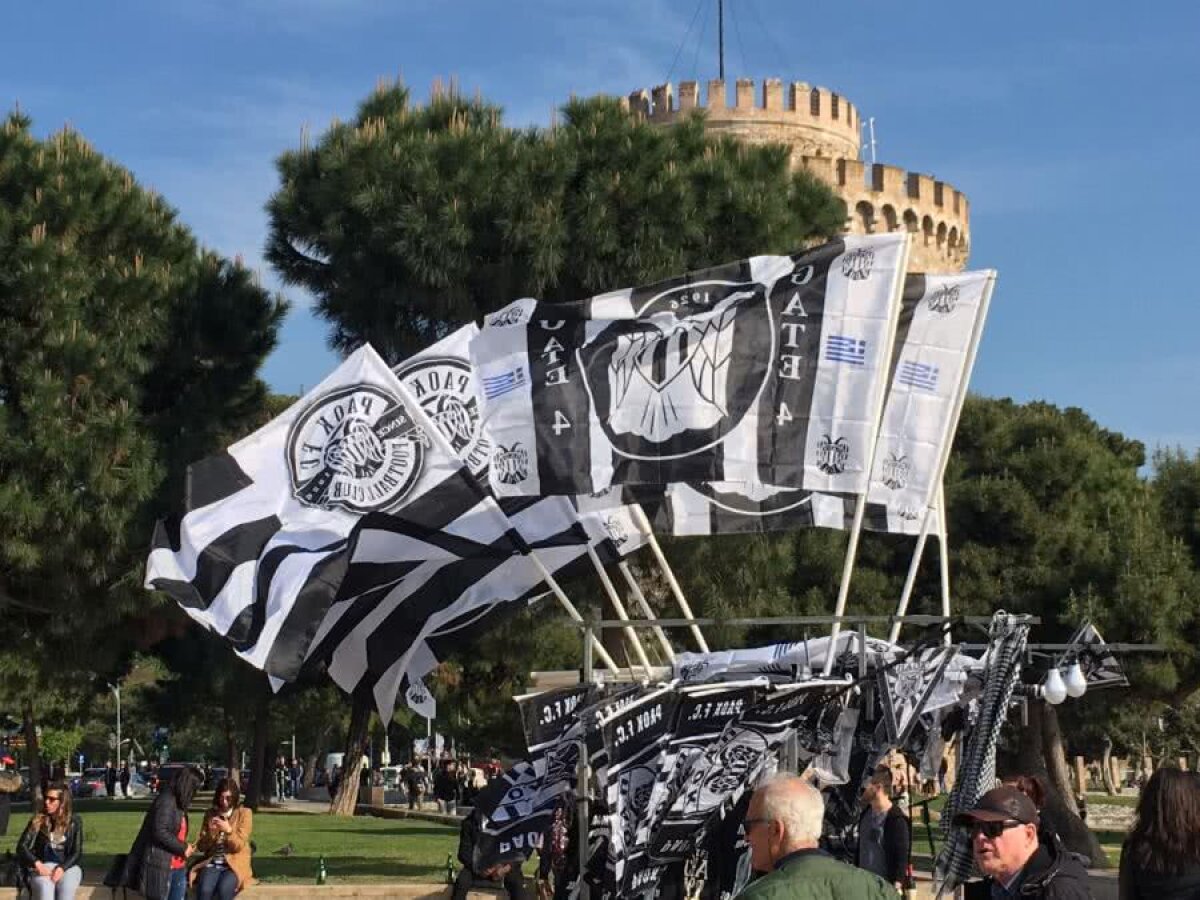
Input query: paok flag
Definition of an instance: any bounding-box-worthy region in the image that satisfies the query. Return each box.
[659,270,991,537]
[471,234,909,497]
[145,345,467,681]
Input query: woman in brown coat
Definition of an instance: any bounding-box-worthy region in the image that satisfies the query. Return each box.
[188,777,254,899]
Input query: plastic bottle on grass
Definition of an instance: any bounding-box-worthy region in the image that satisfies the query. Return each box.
[317,855,327,885]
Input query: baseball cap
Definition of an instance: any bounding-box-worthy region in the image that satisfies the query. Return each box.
[952,786,1039,827]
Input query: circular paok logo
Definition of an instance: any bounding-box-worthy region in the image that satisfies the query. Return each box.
[394,357,490,477]
[286,385,424,514]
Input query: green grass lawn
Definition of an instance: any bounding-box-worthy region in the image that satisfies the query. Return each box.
[6,799,460,884]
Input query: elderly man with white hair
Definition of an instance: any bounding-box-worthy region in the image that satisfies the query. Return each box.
[736,774,895,900]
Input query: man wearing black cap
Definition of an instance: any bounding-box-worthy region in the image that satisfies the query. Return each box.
[954,785,1091,899]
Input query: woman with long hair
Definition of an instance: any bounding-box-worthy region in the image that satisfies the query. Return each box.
[15,780,83,899]
[121,766,202,900]
[1120,767,1200,898]
[188,777,254,899]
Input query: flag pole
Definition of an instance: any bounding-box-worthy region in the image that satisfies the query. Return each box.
[887,508,936,645]
[631,505,710,653]
[617,561,676,662]
[937,482,952,647]
[825,234,912,673]
[885,272,996,647]
[585,545,653,673]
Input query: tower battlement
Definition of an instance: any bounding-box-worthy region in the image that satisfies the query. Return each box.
[621,78,971,272]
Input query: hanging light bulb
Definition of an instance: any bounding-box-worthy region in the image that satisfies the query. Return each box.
[1042,668,1068,705]
[1063,661,1088,698]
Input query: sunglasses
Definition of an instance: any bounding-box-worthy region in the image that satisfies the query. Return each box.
[969,819,1022,839]
[218,793,234,801]
[45,795,62,803]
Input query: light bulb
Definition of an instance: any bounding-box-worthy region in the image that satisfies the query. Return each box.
[1042,668,1068,705]
[1063,662,1088,698]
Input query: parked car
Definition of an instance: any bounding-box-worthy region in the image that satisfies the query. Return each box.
[151,763,200,793]
[205,766,229,790]
[124,770,152,798]
[76,768,108,798]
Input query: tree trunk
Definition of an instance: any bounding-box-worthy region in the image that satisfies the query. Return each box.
[244,682,271,810]
[330,693,371,816]
[304,751,319,791]
[1009,701,1107,865]
[21,699,42,805]
[1101,738,1118,796]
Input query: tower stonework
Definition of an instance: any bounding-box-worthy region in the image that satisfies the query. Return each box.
[623,79,969,273]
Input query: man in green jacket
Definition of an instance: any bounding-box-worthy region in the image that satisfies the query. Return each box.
[736,774,897,900]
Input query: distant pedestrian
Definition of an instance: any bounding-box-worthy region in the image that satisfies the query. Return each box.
[938,757,949,794]
[328,764,341,801]
[104,762,117,799]
[435,761,460,815]
[289,759,303,798]
[274,755,288,800]
[1001,773,1061,846]
[121,766,202,900]
[15,780,83,899]
[1119,767,1200,899]
[189,777,254,900]
[119,763,131,799]
[405,759,428,811]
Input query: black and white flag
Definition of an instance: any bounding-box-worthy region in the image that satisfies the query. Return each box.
[650,682,845,863]
[472,235,909,497]
[600,687,681,895]
[877,646,956,746]
[1063,622,1129,690]
[145,345,468,681]
[660,270,992,537]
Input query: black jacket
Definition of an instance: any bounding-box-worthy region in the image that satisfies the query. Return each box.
[1119,844,1200,900]
[964,834,1092,900]
[855,804,909,885]
[16,814,83,890]
[121,792,188,900]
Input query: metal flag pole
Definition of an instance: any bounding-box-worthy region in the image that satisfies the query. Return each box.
[886,272,996,648]
[825,234,913,673]
[937,482,953,647]
[887,509,936,645]
[585,545,653,674]
[631,505,710,652]
[617,561,676,662]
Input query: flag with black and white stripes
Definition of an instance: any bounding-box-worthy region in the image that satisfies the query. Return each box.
[144,345,470,681]
[472,234,909,498]
[660,270,992,537]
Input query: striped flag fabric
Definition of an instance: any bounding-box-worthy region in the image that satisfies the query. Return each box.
[471,234,909,498]
[144,345,469,681]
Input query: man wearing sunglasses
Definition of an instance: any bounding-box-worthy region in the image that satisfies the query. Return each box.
[953,786,1091,899]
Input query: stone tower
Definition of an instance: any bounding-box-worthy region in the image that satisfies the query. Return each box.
[624,78,970,273]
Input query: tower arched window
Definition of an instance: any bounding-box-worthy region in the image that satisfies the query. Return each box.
[855,201,875,234]
[882,205,898,232]
[922,215,934,246]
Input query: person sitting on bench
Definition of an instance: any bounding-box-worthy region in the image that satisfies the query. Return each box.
[452,809,529,900]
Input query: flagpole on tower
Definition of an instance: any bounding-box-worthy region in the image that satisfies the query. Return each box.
[631,506,710,652]
[717,0,725,80]
[824,234,913,673]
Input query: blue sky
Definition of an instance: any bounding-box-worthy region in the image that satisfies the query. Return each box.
[5,1,1198,454]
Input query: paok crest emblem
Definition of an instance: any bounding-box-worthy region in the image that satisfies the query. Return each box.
[602,515,629,549]
[840,246,875,281]
[493,443,530,485]
[580,277,773,459]
[486,305,526,328]
[881,451,910,490]
[927,283,960,314]
[394,356,490,477]
[815,434,850,475]
[286,385,425,514]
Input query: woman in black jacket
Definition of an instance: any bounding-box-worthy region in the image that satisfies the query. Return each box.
[121,766,202,900]
[15,780,83,899]
[1120,767,1200,899]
